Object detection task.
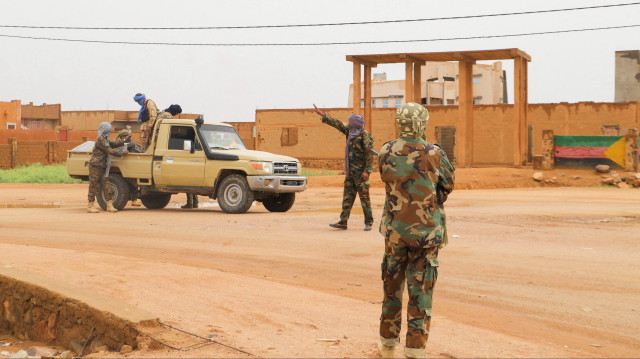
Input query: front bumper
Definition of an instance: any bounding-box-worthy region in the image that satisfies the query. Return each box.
[246,175,307,193]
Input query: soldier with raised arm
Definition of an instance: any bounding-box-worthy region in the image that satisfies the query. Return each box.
[313,104,374,231]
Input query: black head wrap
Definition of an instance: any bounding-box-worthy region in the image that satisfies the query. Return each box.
[165,104,182,116]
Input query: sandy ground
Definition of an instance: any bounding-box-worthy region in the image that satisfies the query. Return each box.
[1,168,640,358]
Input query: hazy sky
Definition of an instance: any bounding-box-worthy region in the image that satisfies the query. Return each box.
[1,0,638,122]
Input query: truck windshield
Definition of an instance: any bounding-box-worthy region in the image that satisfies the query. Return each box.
[200,124,247,151]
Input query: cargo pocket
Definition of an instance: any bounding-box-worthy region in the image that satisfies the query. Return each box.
[381,253,389,281]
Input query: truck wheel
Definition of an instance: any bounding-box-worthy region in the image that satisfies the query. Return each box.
[141,192,172,209]
[262,193,295,212]
[217,174,254,214]
[96,173,130,211]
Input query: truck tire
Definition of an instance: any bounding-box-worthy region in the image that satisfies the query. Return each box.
[262,193,295,212]
[96,173,130,211]
[217,174,254,214]
[141,192,172,209]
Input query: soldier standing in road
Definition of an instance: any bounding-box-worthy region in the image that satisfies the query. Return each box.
[87,122,129,213]
[313,104,374,230]
[377,103,455,359]
[133,93,158,151]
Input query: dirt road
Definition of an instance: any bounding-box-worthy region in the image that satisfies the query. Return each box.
[1,181,639,358]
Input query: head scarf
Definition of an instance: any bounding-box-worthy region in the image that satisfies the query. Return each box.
[165,104,182,117]
[396,102,429,139]
[133,93,146,123]
[345,114,365,177]
[98,122,112,137]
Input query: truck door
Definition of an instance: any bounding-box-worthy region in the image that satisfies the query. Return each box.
[153,125,207,187]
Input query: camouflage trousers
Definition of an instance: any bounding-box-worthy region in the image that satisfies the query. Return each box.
[339,174,373,226]
[380,241,439,353]
[186,193,199,206]
[87,165,114,202]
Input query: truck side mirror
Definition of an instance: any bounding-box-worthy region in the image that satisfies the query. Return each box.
[183,140,192,152]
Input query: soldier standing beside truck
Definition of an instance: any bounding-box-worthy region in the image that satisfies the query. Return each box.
[87,122,129,213]
[133,93,158,151]
[377,103,455,359]
[313,104,374,231]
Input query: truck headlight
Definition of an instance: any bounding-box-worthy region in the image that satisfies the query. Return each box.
[250,161,273,174]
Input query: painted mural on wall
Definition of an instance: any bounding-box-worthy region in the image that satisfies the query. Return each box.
[554,135,628,169]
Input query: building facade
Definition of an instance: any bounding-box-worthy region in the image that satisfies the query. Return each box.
[615,50,640,102]
[0,100,61,130]
[348,61,507,108]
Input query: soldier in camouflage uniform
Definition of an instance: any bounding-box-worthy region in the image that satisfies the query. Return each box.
[313,104,374,230]
[377,103,455,359]
[133,93,158,151]
[87,122,129,213]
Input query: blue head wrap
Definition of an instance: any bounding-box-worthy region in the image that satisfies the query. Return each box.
[133,93,146,123]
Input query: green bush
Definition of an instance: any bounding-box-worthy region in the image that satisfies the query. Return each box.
[0,163,84,184]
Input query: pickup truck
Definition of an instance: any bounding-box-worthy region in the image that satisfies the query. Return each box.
[67,117,307,213]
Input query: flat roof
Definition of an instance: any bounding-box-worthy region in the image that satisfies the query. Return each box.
[346,48,531,64]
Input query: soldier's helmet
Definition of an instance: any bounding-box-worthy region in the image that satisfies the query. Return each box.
[396,102,429,138]
[116,129,132,140]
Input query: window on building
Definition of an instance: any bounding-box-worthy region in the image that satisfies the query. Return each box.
[473,78,481,84]
[6,122,16,129]
[360,100,364,108]
[281,127,299,146]
[395,99,402,108]
[382,99,389,108]
[372,99,376,108]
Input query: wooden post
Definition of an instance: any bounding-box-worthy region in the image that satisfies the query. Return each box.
[457,60,475,167]
[514,56,528,167]
[405,62,413,103]
[626,128,639,171]
[542,130,555,170]
[413,62,422,104]
[353,62,362,115]
[364,65,372,134]
[9,137,18,169]
[48,141,56,163]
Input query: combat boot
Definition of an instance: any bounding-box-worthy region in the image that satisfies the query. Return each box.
[106,200,118,212]
[181,203,193,209]
[87,201,99,213]
[131,199,141,207]
[403,347,425,359]
[377,342,395,358]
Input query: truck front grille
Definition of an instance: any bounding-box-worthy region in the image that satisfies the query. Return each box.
[273,161,298,174]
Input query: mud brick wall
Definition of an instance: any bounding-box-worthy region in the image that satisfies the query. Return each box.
[15,141,50,166]
[0,275,140,353]
[256,102,640,167]
[55,142,84,163]
[0,145,9,168]
[0,140,85,169]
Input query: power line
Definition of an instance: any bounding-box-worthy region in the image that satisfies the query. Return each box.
[0,24,638,46]
[0,2,638,30]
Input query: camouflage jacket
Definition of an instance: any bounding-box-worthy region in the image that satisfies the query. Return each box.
[322,115,374,176]
[88,136,125,168]
[378,137,455,248]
